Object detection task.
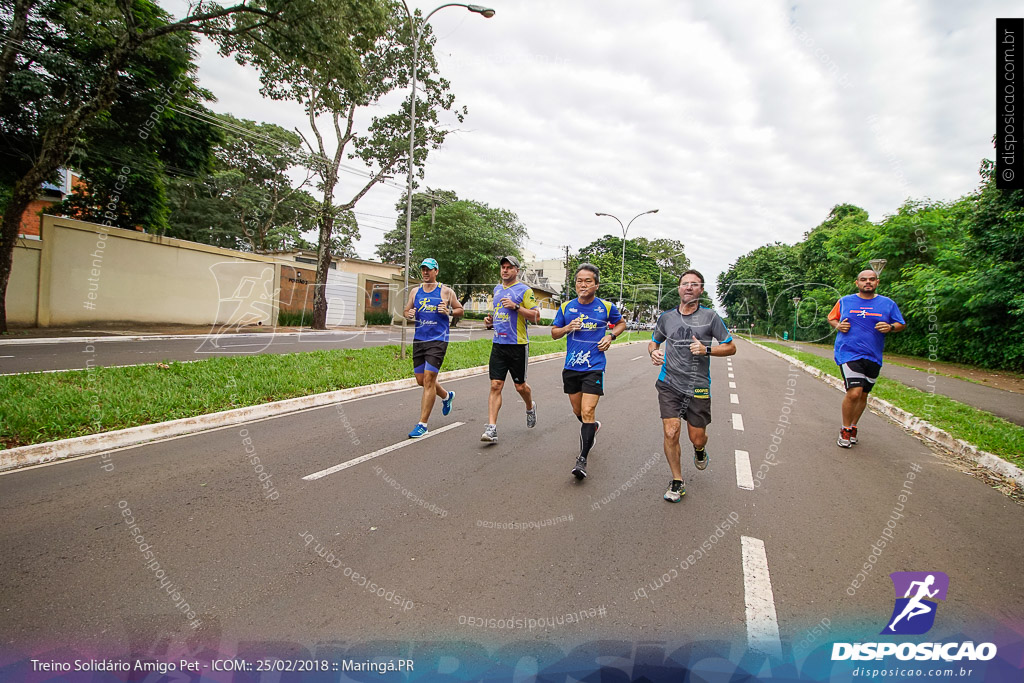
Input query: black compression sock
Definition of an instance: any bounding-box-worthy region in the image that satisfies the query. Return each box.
[580,422,597,458]
[576,414,584,423]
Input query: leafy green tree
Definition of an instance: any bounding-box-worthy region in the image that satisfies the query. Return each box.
[376,187,459,263]
[164,114,322,252]
[0,0,389,332]
[407,200,527,303]
[568,235,690,321]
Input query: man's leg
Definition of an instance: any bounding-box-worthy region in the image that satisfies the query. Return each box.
[851,389,870,426]
[419,371,441,424]
[841,387,863,426]
[513,381,534,412]
[662,418,683,481]
[568,391,583,420]
[579,392,600,458]
[687,423,708,449]
[488,379,505,424]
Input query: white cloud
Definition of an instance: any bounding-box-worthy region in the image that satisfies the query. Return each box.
[172,0,1013,302]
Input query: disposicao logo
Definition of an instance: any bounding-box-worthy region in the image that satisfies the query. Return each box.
[882,571,948,635]
[832,572,997,662]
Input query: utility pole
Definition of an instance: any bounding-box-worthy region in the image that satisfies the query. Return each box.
[564,245,571,300]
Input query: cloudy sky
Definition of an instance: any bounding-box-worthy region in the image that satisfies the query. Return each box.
[176,1,1012,301]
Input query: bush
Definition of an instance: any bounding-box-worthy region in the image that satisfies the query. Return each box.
[364,311,393,326]
[278,309,312,327]
[461,310,490,320]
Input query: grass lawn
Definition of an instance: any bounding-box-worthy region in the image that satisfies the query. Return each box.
[0,332,649,449]
[759,342,1024,469]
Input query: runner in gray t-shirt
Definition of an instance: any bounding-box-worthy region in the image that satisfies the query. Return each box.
[649,269,736,502]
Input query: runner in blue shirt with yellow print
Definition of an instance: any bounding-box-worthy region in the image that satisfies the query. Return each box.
[551,263,626,480]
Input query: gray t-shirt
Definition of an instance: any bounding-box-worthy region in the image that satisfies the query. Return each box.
[652,306,732,398]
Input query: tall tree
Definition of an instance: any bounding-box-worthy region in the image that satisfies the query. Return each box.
[165,114,319,252]
[0,0,389,332]
[406,199,527,303]
[376,187,459,263]
[245,0,469,328]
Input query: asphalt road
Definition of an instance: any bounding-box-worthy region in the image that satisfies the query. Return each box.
[1,338,1021,677]
[0,326,517,375]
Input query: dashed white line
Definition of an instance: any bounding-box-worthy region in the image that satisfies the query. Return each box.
[735,450,754,490]
[631,355,645,361]
[728,372,735,378]
[303,422,465,480]
[741,536,782,657]
[730,394,739,404]
[729,381,736,388]
[732,413,744,431]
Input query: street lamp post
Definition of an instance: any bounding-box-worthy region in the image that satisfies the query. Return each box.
[792,296,801,343]
[646,249,686,310]
[400,2,494,359]
[595,209,659,308]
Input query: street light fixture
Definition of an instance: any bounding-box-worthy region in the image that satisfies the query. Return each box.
[595,209,659,308]
[400,2,494,359]
[869,258,887,276]
[792,296,801,343]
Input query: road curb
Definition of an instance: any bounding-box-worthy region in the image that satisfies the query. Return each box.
[0,342,643,474]
[751,340,1024,488]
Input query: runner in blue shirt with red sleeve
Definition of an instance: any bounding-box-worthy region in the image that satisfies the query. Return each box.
[827,269,906,448]
[551,263,626,480]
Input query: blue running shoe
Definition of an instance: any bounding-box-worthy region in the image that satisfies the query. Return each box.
[408,423,428,439]
[441,391,455,416]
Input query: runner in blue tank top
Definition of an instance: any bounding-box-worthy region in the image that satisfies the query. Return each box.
[551,263,626,480]
[403,258,464,438]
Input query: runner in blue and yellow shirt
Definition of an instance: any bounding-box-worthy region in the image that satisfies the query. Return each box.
[551,263,626,480]
[481,256,541,443]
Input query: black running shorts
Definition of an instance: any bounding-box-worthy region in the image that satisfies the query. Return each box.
[562,369,604,396]
[840,358,881,393]
[489,343,529,384]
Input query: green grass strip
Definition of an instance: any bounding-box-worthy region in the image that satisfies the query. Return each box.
[0,332,649,449]
[760,342,1024,469]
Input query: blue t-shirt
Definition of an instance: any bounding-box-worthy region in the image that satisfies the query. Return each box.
[553,297,623,372]
[829,294,905,365]
[491,282,539,345]
[413,284,450,342]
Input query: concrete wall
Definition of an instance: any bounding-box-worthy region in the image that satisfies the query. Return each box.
[32,216,280,327]
[9,239,42,325]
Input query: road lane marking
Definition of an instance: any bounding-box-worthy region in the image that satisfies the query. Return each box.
[730,394,739,404]
[732,413,744,431]
[631,355,645,361]
[303,422,465,480]
[735,450,754,490]
[741,536,782,657]
[728,373,735,378]
[729,381,736,388]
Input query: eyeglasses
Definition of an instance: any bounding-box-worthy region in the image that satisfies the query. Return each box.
[680,282,702,288]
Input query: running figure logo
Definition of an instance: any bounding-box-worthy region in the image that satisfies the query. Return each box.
[881,571,949,635]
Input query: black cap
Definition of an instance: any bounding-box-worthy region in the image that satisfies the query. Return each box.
[499,255,520,268]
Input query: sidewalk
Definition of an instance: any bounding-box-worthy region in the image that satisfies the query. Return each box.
[751,336,1024,427]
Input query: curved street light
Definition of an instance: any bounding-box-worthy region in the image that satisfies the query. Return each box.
[595,209,659,308]
[400,2,495,358]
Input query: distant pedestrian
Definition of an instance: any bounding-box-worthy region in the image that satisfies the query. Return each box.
[649,269,736,502]
[403,258,463,438]
[551,264,626,479]
[481,256,541,442]
[828,269,905,448]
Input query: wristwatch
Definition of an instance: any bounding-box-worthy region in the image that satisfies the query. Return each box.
[514,303,520,311]
[705,345,712,356]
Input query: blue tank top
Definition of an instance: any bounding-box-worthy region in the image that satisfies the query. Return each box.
[413,285,450,342]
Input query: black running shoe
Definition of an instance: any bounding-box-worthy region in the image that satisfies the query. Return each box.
[571,455,588,480]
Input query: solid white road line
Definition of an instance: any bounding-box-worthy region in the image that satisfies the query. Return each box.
[735,450,754,490]
[303,422,465,480]
[741,536,782,658]
[730,394,739,404]
[732,413,744,431]
[729,381,737,388]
